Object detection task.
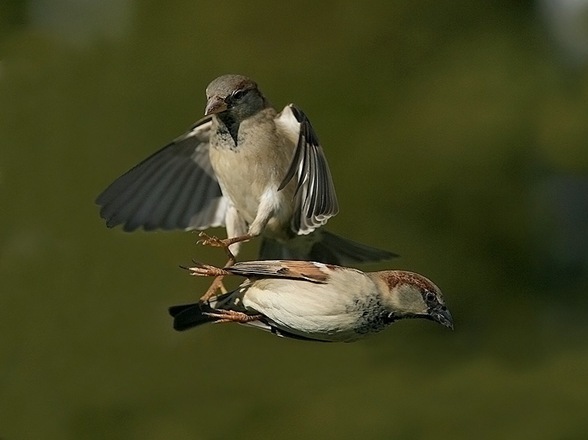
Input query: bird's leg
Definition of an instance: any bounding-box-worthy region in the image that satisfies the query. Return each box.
[194,233,235,301]
[197,231,253,266]
[196,231,255,302]
[185,262,231,277]
[199,276,227,303]
[204,309,262,324]
[184,262,231,303]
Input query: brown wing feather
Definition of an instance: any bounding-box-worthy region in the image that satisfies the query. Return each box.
[227,260,340,283]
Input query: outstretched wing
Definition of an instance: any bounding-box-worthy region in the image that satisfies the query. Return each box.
[96,116,227,231]
[227,260,339,283]
[275,104,339,235]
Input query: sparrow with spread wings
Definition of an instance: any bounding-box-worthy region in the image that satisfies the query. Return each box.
[96,74,395,265]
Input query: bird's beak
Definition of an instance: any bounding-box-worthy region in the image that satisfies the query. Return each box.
[431,306,454,330]
[205,95,228,115]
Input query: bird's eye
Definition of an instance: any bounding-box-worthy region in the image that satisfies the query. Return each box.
[425,291,436,303]
[232,89,246,100]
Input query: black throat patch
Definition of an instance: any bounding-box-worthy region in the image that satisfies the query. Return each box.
[217,112,240,146]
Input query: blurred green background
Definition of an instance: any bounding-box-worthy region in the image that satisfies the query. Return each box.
[1,0,588,438]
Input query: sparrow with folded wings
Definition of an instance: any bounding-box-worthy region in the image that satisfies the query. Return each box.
[169,260,453,342]
[96,74,395,265]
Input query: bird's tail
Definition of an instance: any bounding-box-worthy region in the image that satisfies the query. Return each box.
[259,230,397,266]
[169,290,236,331]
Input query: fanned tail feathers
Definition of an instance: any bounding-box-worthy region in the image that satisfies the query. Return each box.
[259,230,397,266]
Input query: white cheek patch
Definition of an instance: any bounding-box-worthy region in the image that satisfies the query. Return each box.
[396,286,426,314]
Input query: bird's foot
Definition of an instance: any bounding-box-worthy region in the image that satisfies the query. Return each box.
[197,232,253,266]
[204,309,262,324]
[198,232,252,249]
[198,232,253,248]
[180,262,229,302]
[197,232,229,248]
[185,261,229,277]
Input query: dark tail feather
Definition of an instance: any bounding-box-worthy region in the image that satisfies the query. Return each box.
[259,230,398,266]
[311,230,398,265]
[259,237,302,261]
[168,302,215,331]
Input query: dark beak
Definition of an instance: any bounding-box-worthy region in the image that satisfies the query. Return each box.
[431,306,454,330]
[205,95,228,115]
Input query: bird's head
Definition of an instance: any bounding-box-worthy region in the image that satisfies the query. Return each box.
[377,270,453,330]
[205,74,268,121]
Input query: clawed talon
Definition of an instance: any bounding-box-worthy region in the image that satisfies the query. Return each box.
[180,262,228,301]
[198,231,254,248]
[197,232,229,248]
[193,232,256,302]
[204,309,262,323]
[184,262,229,278]
[197,231,248,267]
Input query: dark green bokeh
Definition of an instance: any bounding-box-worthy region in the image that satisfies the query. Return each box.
[1,1,587,438]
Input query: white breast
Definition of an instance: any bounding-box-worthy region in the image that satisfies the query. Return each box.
[241,271,379,341]
[209,111,297,236]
